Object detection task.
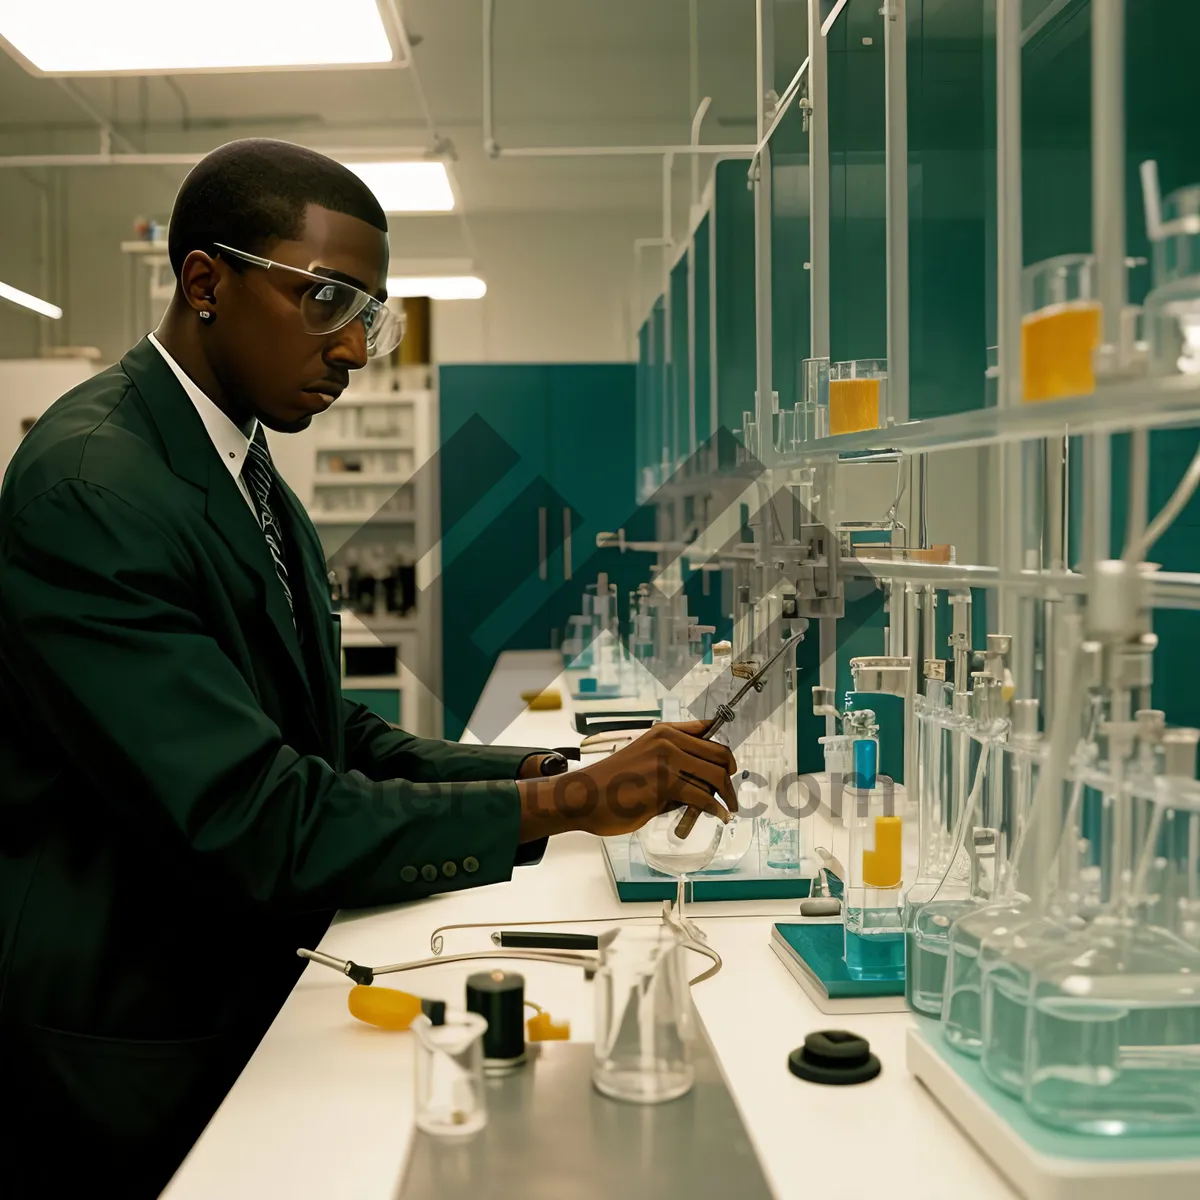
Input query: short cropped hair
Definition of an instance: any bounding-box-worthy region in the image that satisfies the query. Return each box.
[167,138,387,277]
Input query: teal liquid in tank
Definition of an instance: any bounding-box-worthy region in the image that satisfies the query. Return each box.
[844,911,905,982]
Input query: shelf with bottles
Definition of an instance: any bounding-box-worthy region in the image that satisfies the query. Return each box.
[331,549,417,626]
[310,481,414,517]
[314,445,416,477]
[314,401,416,443]
[766,372,1200,466]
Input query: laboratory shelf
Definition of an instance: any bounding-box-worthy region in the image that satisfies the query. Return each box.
[312,473,413,487]
[310,512,414,526]
[773,374,1200,465]
[313,438,416,452]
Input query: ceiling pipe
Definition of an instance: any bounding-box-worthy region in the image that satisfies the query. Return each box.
[481,0,755,160]
[0,145,438,169]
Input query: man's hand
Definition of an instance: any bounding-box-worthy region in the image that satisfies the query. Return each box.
[515,721,738,842]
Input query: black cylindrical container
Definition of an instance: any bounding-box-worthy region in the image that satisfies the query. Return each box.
[466,970,526,1072]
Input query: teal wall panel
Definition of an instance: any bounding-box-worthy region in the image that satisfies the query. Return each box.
[694,214,713,450]
[714,158,758,441]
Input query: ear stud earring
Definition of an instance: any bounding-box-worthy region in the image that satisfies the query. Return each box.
[199,311,213,322]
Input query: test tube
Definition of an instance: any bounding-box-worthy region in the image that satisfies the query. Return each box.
[776,407,797,456]
[801,357,830,440]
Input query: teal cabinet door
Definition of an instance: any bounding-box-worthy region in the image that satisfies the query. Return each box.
[439,366,562,738]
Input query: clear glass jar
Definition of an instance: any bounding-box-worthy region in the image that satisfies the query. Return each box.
[593,924,694,1104]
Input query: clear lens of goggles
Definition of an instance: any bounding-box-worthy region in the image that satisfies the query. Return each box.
[302,281,405,357]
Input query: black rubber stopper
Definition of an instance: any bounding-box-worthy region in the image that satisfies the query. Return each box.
[421,998,446,1027]
[466,970,525,1062]
[788,1029,881,1085]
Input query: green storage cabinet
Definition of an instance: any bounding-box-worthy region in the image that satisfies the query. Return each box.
[438,364,639,739]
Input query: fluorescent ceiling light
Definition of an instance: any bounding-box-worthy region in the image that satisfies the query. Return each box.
[388,277,488,300]
[0,281,62,320]
[0,0,393,74]
[346,162,455,213]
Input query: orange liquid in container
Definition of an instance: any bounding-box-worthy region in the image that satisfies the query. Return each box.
[1021,302,1101,403]
[828,378,881,435]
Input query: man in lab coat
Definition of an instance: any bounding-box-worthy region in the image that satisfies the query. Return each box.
[0,139,736,1196]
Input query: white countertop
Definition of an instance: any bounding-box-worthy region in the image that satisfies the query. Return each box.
[164,649,1014,1200]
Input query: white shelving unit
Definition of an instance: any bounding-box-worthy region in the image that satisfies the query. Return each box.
[292,363,442,738]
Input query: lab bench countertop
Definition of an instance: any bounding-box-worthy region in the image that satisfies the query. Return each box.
[162,649,1014,1200]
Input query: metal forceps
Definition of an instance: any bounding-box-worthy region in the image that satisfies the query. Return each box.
[673,630,806,839]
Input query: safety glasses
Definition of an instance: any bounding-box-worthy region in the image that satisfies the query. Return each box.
[212,242,405,357]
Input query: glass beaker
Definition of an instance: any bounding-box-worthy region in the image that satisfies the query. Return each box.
[412,1010,489,1137]
[1144,181,1200,377]
[828,359,887,436]
[1021,254,1101,402]
[592,924,695,1104]
[798,356,830,442]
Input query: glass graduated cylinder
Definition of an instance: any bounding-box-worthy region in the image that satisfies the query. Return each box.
[593,925,694,1105]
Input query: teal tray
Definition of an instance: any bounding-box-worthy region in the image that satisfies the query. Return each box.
[772,922,904,999]
[601,834,813,902]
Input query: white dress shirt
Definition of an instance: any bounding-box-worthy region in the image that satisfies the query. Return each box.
[148,332,258,514]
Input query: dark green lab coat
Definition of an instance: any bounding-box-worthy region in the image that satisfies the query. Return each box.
[0,338,544,1195]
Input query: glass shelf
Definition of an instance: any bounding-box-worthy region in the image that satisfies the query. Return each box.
[771,373,1200,464]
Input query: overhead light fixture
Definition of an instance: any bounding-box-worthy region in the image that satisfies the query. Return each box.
[388,277,487,300]
[0,281,62,320]
[0,0,396,75]
[345,162,456,213]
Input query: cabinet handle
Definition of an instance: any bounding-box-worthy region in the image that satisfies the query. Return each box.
[538,507,548,580]
[563,507,573,581]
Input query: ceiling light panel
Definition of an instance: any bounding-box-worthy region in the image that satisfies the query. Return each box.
[346,162,456,213]
[388,277,488,300]
[0,0,394,74]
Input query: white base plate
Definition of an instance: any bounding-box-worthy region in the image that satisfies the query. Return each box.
[907,1026,1200,1200]
[769,934,910,1015]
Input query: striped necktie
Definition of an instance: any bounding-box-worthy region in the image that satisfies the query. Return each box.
[242,425,295,619]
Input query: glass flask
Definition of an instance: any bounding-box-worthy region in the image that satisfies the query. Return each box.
[943,711,1047,1055]
[1144,179,1200,378]
[905,677,1009,1018]
[828,359,888,436]
[1022,767,1200,1136]
[1021,254,1101,402]
[412,1009,489,1138]
[636,806,723,929]
[593,924,695,1104]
